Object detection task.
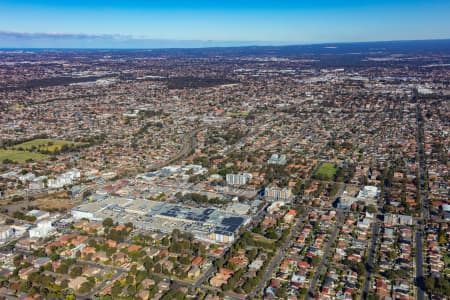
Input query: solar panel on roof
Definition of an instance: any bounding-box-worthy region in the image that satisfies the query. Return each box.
[221,216,244,232]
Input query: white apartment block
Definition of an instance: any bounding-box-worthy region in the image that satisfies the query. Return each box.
[226,173,252,185]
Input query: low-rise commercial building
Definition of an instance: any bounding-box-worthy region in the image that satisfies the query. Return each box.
[72,197,249,243]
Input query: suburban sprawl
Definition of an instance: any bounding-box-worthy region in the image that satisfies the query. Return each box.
[0,41,449,300]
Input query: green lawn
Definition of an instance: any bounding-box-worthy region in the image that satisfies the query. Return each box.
[9,104,25,110]
[443,252,450,266]
[314,162,337,181]
[226,111,250,117]
[9,139,83,153]
[0,149,48,163]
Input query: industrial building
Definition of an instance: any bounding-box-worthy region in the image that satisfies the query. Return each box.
[71,197,249,244]
[29,221,54,238]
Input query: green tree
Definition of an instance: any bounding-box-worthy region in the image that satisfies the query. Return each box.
[103,217,114,228]
[69,266,83,278]
[111,284,122,297]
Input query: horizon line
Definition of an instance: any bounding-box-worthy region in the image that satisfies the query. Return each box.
[1,37,450,51]
[1,29,450,50]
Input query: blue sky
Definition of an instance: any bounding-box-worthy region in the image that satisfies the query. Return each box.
[0,0,449,48]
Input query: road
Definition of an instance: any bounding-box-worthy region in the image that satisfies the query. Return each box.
[249,135,338,298]
[147,126,203,172]
[194,264,217,289]
[198,203,269,298]
[414,98,428,300]
[305,209,344,299]
[361,220,380,299]
[81,259,205,299]
[415,227,425,300]
[86,267,125,298]
[251,209,309,298]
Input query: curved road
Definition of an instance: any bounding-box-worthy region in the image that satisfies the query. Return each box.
[147,126,204,172]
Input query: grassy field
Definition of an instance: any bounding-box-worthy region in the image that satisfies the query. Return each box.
[314,162,337,181]
[9,138,82,153]
[226,111,250,117]
[9,104,25,110]
[0,149,48,163]
[1,191,76,214]
[33,191,77,212]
